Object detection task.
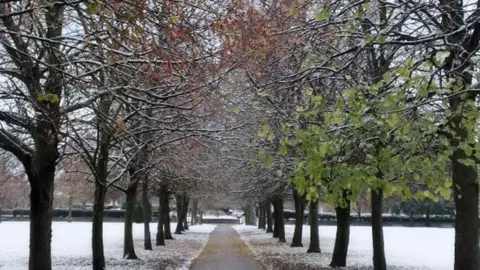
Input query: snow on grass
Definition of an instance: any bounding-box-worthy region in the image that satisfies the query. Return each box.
[0,222,216,270]
[234,225,453,270]
[202,215,239,220]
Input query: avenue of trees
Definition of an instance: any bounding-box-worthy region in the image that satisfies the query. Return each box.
[247,1,480,270]
[0,1,479,270]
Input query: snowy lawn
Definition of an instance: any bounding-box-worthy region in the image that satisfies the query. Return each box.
[202,215,239,220]
[0,222,216,270]
[234,224,453,270]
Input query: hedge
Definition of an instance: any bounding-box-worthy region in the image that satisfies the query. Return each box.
[275,211,454,223]
[12,208,126,219]
[1,209,13,216]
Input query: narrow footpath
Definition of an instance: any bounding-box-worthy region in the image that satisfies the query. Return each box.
[190,225,265,270]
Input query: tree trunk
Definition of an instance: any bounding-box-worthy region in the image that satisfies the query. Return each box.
[257,205,262,229]
[156,186,165,246]
[92,182,107,270]
[258,203,266,229]
[272,200,279,238]
[291,189,306,247]
[199,210,203,224]
[191,198,198,225]
[452,154,479,270]
[67,194,72,222]
[441,1,480,267]
[123,182,139,259]
[371,188,386,270]
[175,194,184,234]
[28,170,55,270]
[245,202,256,225]
[273,196,286,242]
[142,179,152,250]
[183,195,189,230]
[164,191,173,239]
[266,201,273,233]
[307,199,320,253]
[425,208,431,228]
[330,197,351,267]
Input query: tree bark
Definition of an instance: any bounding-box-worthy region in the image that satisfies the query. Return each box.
[67,193,72,222]
[371,188,386,270]
[245,202,256,225]
[291,189,306,247]
[123,182,139,259]
[164,191,173,239]
[92,181,107,270]
[175,194,184,234]
[425,208,431,228]
[272,200,279,238]
[266,201,273,233]
[142,178,152,250]
[257,205,261,229]
[330,197,351,267]
[307,199,320,253]
[258,202,266,229]
[191,198,198,225]
[440,1,480,268]
[28,171,55,270]
[183,195,189,230]
[273,196,286,242]
[452,154,479,270]
[156,186,165,246]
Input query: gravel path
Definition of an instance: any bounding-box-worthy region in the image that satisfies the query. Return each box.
[190,225,265,270]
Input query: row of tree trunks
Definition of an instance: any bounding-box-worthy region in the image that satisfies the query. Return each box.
[291,188,306,247]
[123,182,139,259]
[272,196,286,242]
[260,189,383,269]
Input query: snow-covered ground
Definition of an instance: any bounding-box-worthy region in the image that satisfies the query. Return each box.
[202,215,239,220]
[0,222,216,270]
[234,224,453,270]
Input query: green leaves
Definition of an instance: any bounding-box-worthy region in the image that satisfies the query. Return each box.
[257,123,270,138]
[86,0,100,15]
[262,155,274,168]
[36,93,59,103]
[314,7,329,21]
[232,105,240,114]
